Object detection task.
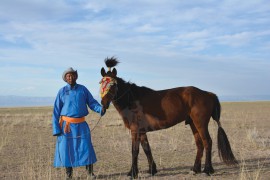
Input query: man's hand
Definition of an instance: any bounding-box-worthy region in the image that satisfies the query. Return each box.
[101,107,106,116]
[53,133,62,136]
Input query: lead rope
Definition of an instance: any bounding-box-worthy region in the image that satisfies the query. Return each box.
[90,116,102,132]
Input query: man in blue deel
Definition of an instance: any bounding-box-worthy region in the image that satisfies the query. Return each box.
[52,67,106,179]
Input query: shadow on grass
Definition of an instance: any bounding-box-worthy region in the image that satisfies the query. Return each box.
[91,157,270,179]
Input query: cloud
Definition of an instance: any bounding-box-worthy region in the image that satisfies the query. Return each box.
[0,0,71,21]
[216,32,252,47]
[135,24,163,33]
[0,1,269,97]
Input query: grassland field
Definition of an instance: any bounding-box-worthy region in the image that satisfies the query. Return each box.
[0,102,270,179]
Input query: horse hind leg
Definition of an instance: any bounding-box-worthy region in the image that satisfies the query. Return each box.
[194,120,214,175]
[189,120,204,174]
[140,133,157,175]
[201,128,214,175]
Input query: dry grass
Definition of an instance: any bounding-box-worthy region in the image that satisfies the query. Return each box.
[0,102,270,179]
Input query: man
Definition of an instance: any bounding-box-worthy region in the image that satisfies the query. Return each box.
[52,67,105,179]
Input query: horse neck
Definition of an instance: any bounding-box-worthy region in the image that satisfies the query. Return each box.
[112,78,134,111]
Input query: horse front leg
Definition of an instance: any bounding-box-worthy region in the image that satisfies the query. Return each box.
[127,131,140,178]
[140,133,157,175]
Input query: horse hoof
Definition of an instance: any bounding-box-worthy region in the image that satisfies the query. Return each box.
[148,168,158,175]
[128,175,138,179]
[190,167,201,174]
[127,171,138,179]
[202,172,210,176]
[202,168,214,175]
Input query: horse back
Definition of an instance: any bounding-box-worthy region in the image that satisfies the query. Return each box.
[151,86,218,121]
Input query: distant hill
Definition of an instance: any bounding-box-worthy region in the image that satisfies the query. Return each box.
[0,95,101,107]
[0,95,269,107]
[0,96,55,107]
[219,95,270,102]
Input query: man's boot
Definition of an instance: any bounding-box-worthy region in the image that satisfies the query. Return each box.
[66,167,73,179]
[86,164,96,179]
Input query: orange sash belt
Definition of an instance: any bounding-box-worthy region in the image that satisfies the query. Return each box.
[59,116,85,133]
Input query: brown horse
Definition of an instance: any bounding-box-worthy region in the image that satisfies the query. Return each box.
[100,57,237,178]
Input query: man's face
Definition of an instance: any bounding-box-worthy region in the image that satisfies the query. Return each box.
[65,73,76,86]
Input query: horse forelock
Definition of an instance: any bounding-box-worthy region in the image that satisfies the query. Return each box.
[105,56,119,68]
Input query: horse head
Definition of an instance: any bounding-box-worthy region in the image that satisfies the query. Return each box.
[100,57,119,109]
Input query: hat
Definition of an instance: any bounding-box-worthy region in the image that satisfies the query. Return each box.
[62,67,78,82]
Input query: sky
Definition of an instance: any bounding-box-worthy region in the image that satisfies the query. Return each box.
[0,0,270,99]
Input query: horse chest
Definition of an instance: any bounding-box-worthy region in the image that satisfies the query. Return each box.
[117,101,150,129]
[117,104,168,132]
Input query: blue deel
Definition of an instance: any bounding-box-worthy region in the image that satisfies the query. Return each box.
[52,83,103,167]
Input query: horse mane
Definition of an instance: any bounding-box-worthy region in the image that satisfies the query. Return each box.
[116,77,154,98]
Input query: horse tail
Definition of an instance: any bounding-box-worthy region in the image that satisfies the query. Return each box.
[212,94,238,166]
[211,94,221,122]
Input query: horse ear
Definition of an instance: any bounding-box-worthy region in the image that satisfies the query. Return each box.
[101,67,106,77]
[112,68,117,77]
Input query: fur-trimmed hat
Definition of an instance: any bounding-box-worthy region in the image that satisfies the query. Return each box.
[62,67,78,82]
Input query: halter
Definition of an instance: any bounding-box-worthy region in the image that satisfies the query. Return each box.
[99,76,117,98]
[100,76,133,103]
